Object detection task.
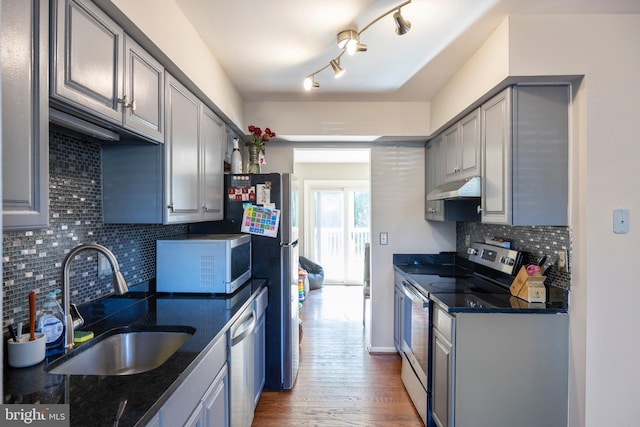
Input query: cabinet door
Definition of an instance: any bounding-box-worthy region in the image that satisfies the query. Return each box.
[184,402,205,427]
[481,88,511,224]
[432,329,452,427]
[165,74,201,223]
[442,125,459,182]
[203,366,229,427]
[201,106,225,221]
[458,108,480,179]
[123,35,164,142]
[253,313,266,408]
[425,136,444,221]
[51,0,123,124]
[1,0,49,230]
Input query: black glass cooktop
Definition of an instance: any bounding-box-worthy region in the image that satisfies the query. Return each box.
[407,273,508,295]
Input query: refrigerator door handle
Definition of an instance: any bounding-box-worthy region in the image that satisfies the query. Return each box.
[282,240,299,248]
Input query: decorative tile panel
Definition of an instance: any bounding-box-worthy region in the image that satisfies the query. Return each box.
[456,222,572,289]
[2,130,187,327]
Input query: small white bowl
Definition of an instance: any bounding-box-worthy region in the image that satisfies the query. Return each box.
[7,333,46,368]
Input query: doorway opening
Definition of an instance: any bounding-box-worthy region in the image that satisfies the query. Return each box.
[294,148,370,285]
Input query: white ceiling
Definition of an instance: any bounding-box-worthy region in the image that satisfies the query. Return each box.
[174,0,640,103]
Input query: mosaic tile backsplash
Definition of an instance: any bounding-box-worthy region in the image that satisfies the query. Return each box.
[456,222,572,289]
[2,130,187,328]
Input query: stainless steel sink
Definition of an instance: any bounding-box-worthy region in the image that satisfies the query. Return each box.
[46,325,195,376]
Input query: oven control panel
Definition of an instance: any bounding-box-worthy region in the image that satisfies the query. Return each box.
[467,242,522,275]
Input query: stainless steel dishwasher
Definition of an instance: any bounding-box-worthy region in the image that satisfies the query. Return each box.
[230,304,256,427]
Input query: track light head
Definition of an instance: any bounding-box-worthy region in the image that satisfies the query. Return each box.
[330,59,345,78]
[303,76,320,91]
[393,9,411,35]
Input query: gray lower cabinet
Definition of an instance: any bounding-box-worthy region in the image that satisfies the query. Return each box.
[155,336,229,427]
[50,0,164,142]
[425,136,444,221]
[480,85,569,225]
[430,304,568,427]
[1,0,49,230]
[102,72,224,224]
[253,288,268,408]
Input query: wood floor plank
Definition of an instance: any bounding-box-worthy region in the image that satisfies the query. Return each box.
[252,285,423,426]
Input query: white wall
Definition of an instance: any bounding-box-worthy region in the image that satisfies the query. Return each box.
[508,14,640,427]
[369,145,456,351]
[245,101,430,137]
[430,14,640,427]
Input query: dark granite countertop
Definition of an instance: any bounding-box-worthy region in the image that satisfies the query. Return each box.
[394,256,568,314]
[3,279,266,426]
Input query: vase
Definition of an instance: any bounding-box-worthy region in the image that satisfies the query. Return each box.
[247,145,261,173]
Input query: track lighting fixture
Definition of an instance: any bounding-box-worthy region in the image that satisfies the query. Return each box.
[303,0,412,90]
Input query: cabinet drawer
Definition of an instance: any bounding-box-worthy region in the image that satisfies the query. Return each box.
[433,305,453,342]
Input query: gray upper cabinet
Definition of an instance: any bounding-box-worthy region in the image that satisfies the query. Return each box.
[51,0,123,123]
[51,0,164,143]
[165,73,201,223]
[443,108,481,183]
[1,0,49,230]
[102,72,224,224]
[481,85,569,225]
[425,136,444,221]
[123,35,164,141]
[201,106,225,221]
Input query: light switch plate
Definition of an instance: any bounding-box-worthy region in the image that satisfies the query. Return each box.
[380,232,388,245]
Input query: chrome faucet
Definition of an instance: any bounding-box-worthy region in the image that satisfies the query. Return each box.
[62,243,129,349]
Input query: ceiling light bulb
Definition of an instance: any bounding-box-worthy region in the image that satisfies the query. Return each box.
[393,9,411,35]
[303,76,319,91]
[346,39,358,55]
[330,59,345,79]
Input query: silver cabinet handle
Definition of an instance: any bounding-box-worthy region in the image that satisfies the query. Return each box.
[118,95,136,111]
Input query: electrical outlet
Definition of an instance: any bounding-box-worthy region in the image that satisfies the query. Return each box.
[557,249,568,273]
[380,232,388,245]
[465,234,471,248]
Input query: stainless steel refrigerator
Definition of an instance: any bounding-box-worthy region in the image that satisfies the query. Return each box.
[189,173,299,390]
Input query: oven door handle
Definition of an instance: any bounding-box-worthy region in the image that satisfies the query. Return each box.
[402,281,428,304]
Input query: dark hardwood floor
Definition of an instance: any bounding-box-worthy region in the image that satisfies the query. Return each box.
[252,285,423,426]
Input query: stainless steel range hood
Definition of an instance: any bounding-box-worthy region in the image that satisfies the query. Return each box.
[427,176,481,201]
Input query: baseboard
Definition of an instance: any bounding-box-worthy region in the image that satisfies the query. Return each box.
[367,345,397,354]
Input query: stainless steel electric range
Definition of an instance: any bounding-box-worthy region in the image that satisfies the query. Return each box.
[394,242,567,426]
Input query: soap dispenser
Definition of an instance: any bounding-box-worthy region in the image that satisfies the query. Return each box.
[37,289,65,355]
[230,138,243,174]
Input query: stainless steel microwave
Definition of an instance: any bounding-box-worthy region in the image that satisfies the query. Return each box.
[156,234,251,294]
